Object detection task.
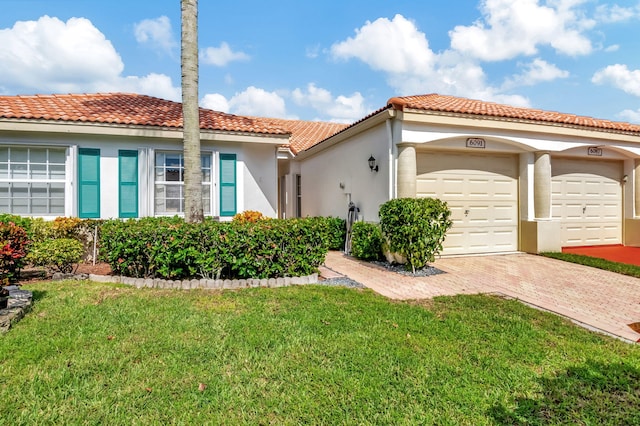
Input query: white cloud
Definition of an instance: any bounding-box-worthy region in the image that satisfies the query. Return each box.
[0,16,124,93]
[329,14,530,106]
[605,44,620,52]
[331,14,435,74]
[595,4,640,23]
[133,16,176,54]
[0,16,181,100]
[201,84,368,122]
[502,58,569,90]
[209,86,287,117]
[306,44,321,59]
[104,73,181,101]
[200,93,230,112]
[292,83,367,123]
[200,42,249,67]
[449,0,594,61]
[592,64,640,96]
[619,109,640,123]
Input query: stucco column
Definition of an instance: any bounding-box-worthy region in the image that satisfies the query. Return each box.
[635,159,640,217]
[397,143,417,198]
[534,152,551,219]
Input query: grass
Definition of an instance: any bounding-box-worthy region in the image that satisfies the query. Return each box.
[541,252,640,278]
[1,281,639,425]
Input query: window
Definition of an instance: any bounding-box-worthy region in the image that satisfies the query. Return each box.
[0,147,66,215]
[154,152,211,215]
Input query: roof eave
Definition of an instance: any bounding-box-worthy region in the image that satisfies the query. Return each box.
[400,109,640,144]
[0,118,290,145]
[295,108,396,160]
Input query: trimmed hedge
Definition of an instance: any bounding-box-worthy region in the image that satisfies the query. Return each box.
[99,217,335,280]
[350,222,383,261]
[27,238,84,274]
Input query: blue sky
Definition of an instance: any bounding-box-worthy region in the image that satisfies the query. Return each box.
[1,0,640,124]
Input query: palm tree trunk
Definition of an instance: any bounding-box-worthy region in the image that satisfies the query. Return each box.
[181,0,204,222]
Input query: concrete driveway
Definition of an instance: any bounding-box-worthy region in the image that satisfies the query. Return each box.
[322,251,640,343]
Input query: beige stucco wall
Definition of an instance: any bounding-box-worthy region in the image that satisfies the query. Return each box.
[298,124,389,222]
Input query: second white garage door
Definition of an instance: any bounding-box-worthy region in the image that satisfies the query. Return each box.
[552,158,622,247]
[416,151,519,255]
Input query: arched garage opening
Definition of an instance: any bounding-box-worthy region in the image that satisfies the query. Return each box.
[416,150,519,255]
[551,157,623,246]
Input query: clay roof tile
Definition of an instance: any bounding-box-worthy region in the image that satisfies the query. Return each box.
[0,93,289,136]
[387,93,640,133]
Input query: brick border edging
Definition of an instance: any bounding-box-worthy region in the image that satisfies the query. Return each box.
[86,273,319,289]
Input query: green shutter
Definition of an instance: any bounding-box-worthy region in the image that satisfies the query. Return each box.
[119,150,138,218]
[78,148,100,218]
[219,154,236,217]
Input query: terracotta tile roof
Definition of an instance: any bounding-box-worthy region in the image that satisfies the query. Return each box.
[0,93,289,136]
[388,93,640,133]
[257,117,349,154]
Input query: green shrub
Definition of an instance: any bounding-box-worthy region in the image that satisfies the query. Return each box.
[27,238,84,274]
[305,216,346,251]
[350,222,383,261]
[322,217,346,251]
[0,221,30,284]
[99,217,328,280]
[379,198,453,272]
[30,217,84,243]
[0,215,33,238]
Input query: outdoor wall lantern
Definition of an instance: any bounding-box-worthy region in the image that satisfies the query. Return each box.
[368,155,379,172]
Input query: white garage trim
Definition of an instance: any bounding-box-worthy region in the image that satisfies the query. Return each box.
[551,158,623,247]
[416,151,519,255]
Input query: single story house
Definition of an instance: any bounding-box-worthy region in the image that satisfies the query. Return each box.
[284,94,640,255]
[0,93,289,219]
[3,92,640,256]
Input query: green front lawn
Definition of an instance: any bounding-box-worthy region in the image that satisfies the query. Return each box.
[2,281,639,425]
[541,252,640,278]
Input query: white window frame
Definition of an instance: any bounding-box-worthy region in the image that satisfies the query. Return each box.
[153,151,213,216]
[0,146,67,216]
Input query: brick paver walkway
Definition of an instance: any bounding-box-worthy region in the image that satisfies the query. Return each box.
[323,251,640,343]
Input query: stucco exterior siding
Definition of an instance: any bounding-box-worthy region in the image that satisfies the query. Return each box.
[0,133,281,220]
[299,124,389,222]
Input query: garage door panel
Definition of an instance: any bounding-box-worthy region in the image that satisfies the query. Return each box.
[552,158,622,246]
[417,152,518,255]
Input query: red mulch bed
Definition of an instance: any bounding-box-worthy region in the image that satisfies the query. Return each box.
[562,244,640,267]
[74,262,113,276]
[18,262,113,284]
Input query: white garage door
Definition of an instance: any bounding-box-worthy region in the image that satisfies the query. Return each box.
[416,151,519,255]
[552,158,622,247]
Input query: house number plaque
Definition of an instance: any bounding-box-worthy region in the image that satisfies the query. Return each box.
[588,147,603,156]
[466,138,486,148]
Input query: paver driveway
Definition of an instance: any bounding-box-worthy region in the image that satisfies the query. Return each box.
[323,251,640,343]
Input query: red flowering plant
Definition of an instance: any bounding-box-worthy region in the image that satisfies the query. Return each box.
[0,221,30,289]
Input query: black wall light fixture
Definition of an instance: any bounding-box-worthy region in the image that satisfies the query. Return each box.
[368,155,378,172]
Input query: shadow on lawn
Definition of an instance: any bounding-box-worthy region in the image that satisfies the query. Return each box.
[29,289,47,302]
[490,360,640,425]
